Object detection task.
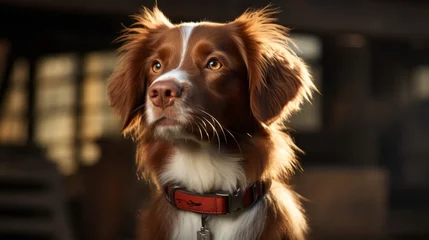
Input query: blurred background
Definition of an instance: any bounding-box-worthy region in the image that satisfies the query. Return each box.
[0,0,428,239]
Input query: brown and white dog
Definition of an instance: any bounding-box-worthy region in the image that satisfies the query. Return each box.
[108,6,315,240]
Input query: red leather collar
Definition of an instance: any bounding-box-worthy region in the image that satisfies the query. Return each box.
[163,181,266,215]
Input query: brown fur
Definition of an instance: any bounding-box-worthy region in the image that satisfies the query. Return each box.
[108,5,316,240]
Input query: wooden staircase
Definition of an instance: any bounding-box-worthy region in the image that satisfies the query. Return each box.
[0,145,74,240]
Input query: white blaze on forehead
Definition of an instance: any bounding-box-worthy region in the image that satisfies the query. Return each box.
[150,22,197,85]
[178,23,197,67]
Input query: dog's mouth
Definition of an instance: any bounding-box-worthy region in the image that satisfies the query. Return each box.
[149,111,186,127]
[150,114,208,142]
[155,116,180,126]
[148,110,230,145]
[149,115,189,140]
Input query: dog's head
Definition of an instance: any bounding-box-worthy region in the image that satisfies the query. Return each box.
[108,7,314,143]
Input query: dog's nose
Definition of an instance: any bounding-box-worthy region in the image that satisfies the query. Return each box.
[148,80,182,108]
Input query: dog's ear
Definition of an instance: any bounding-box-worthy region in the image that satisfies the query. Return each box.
[230,7,315,125]
[108,7,172,133]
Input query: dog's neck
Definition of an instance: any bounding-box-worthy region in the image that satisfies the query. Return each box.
[159,142,267,240]
[159,142,247,194]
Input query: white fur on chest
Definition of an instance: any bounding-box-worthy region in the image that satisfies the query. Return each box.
[159,146,246,193]
[159,146,265,240]
[172,201,266,240]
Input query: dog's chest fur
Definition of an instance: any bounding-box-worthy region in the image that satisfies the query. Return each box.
[159,146,266,240]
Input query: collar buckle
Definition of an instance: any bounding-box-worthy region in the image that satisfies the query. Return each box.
[216,188,244,213]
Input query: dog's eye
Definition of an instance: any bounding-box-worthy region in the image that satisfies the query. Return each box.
[152,61,162,73]
[207,59,222,70]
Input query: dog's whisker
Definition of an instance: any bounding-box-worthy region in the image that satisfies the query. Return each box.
[225,128,242,155]
[194,116,212,142]
[195,116,207,128]
[201,116,217,141]
[201,122,210,142]
[196,108,228,144]
[219,124,228,144]
[196,120,209,142]
[188,119,194,134]
[190,119,203,141]
[202,116,221,153]
[196,124,203,141]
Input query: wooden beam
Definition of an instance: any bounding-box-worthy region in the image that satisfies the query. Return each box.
[26,55,36,142]
[2,0,429,41]
[0,45,15,114]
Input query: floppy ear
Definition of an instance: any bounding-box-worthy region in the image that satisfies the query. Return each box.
[108,7,172,132]
[230,7,315,125]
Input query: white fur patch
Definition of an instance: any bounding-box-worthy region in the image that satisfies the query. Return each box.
[145,94,155,123]
[152,69,189,84]
[178,23,197,67]
[171,201,266,240]
[154,125,183,139]
[160,146,246,193]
